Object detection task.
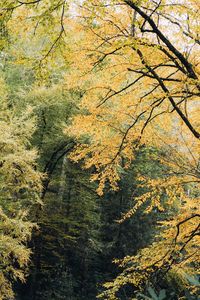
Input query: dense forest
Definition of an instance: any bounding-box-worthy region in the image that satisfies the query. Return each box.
[0,1,199,299]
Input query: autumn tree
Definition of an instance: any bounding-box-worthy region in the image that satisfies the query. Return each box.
[63,0,200,298]
[1,0,199,298]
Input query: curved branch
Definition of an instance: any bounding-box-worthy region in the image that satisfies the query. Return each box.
[124,0,199,81]
[135,48,200,139]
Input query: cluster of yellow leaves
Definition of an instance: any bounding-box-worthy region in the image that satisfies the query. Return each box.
[65,1,200,193]
[97,162,200,298]
[121,174,198,220]
[99,211,199,299]
[63,1,200,296]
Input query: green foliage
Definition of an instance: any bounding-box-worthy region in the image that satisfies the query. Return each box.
[138,287,167,300]
[0,75,42,299]
[0,4,199,299]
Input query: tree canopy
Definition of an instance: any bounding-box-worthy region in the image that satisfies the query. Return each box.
[0,1,199,299]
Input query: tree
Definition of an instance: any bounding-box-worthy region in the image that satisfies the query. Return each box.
[0,0,68,62]
[63,0,200,298]
[66,0,200,191]
[1,0,199,298]
[0,76,42,299]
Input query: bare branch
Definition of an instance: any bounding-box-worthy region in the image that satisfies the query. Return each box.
[124,0,199,82]
[134,47,200,139]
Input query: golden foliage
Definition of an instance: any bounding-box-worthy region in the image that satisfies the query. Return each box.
[63,0,200,296]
